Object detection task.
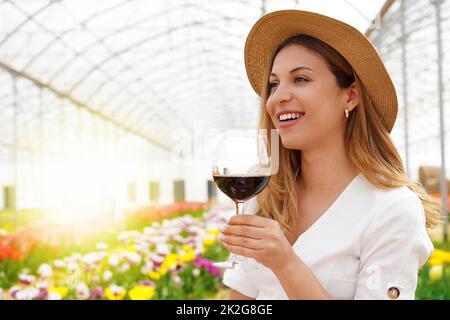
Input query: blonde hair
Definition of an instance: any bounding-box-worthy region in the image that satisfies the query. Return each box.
[255,35,442,234]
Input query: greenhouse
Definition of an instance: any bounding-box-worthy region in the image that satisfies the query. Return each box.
[0,0,449,300]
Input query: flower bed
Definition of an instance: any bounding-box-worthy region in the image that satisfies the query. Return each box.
[0,205,230,300]
[416,245,450,299]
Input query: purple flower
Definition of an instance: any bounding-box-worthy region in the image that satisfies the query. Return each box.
[33,288,48,300]
[209,266,222,278]
[9,286,20,299]
[152,256,164,267]
[90,287,105,300]
[193,256,222,278]
[19,274,35,285]
[140,280,156,287]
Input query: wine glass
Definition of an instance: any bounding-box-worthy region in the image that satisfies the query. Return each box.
[211,130,278,269]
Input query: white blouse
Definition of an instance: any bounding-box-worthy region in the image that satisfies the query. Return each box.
[223,172,434,300]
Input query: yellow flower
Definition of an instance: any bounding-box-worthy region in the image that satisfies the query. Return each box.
[429,265,443,281]
[163,253,182,271]
[126,246,136,252]
[128,285,155,300]
[165,253,179,265]
[430,249,450,262]
[105,286,126,300]
[159,263,168,275]
[203,237,215,247]
[440,251,450,263]
[428,257,443,266]
[48,287,68,299]
[180,252,196,263]
[207,228,220,236]
[182,245,194,252]
[148,270,161,280]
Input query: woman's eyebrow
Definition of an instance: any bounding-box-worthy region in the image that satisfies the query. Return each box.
[270,66,314,77]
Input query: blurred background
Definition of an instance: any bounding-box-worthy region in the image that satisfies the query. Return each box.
[0,0,449,300]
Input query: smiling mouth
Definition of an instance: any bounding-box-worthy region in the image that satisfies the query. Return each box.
[278,112,304,122]
[277,112,305,128]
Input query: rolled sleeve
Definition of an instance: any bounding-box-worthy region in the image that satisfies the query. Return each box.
[355,192,434,300]
[223,267,258,298]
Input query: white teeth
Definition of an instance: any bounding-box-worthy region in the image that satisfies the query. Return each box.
[279,113,302,121]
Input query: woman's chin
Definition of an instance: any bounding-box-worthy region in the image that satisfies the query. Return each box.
[280,137,303,150]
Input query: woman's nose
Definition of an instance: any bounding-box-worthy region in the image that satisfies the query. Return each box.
[271,83,293,105]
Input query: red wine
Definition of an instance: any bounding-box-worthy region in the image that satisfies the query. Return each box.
[213,175,270,202]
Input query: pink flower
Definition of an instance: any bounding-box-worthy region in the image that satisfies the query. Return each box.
[90,287,105,300]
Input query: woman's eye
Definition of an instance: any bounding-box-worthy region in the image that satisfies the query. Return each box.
[295,76,309,82]
[269,82,278,89]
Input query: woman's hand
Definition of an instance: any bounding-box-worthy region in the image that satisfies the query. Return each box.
[219,214,295,272]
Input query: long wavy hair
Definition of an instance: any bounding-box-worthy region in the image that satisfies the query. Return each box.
[255,35,442,234]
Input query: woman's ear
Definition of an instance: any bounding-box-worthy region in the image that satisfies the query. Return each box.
[345,82,360,111]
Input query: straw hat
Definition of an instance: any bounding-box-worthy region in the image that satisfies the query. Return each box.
[245,10,398,133]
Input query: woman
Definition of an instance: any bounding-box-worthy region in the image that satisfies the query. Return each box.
[219,10,442,300]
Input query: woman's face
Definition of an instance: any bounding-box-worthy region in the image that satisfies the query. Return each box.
[266,44,352,151]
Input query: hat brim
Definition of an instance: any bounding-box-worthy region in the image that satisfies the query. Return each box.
[245,10,398,133]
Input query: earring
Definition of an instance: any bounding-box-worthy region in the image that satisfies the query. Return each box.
[345,109,349,119]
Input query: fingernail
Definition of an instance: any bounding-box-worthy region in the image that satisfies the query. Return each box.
[218,234,224,242]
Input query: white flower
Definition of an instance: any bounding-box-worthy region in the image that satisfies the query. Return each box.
[71,253,82,262]
[15,287,40,300]
[19,273,36,285]
[151,255,164,265]
[173,235,185,243]
[168,228,181,236]
[36,281,49,289]
[118,232,128,243]
[140,262,154,275]
[188,226,199,234]
[103,270,113,282]
[143,227,155,235]
[119,263,130,273]
[83,253,102,265]
[156,243,170,255]
[9,285,20,298]
[96,243,109,251]
[123,252,142,265]
[134,244,150,256]
[162,220,170,228]
[174,276,182,286]
[48,292,62,300]
[108,254,120,267]
[54,260,65,269]
[67,262,79,274]
[76,282,90,300]
[37,263,53,278]
[192,268,201,277]
[109,284,125,295]
[118,231,141,243]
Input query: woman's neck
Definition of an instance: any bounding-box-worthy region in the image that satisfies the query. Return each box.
[298,141,358,195]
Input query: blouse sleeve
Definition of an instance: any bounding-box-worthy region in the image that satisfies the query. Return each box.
[222,197,260,298]
[354,191,434,300]
[222,267,259,298]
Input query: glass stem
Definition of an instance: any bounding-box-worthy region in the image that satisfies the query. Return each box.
[235,201,244,215]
